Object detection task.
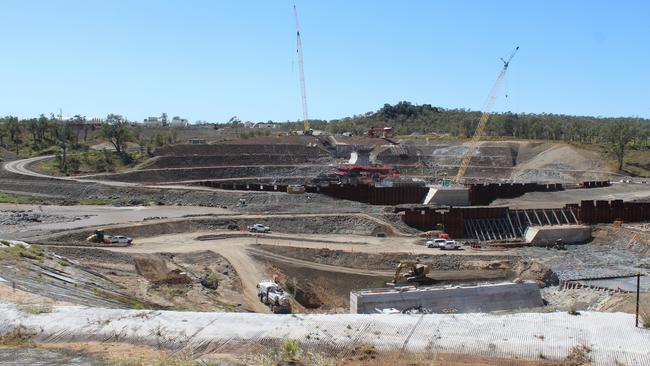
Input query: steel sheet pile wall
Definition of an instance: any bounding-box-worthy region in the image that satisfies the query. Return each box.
[571,199,650,223]
[467,183,563,205]
[198,181,289,192]
[320,184,429,205]
[581,181,611,189]
[466,181,610,205]
[400,206,508,238]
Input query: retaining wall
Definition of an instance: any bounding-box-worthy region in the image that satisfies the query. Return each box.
[350,282,544,314]
[524,225,592,245]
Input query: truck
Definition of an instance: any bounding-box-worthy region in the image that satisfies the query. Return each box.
[440,240,461,250]
[256,279,291,313]
[426,238,447,248]
[248,223,270,233]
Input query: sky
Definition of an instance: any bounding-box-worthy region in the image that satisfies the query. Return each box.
[1,1,649,122]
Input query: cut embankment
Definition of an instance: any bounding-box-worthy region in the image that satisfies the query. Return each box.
[37,214,402,245]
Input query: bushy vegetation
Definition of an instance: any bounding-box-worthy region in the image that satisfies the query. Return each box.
[0,113,180,175]
[240,129,271,139]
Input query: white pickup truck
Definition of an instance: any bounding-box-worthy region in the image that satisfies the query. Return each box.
[248,223,270,233]
[426,238,447,248]
[440,240,461,250]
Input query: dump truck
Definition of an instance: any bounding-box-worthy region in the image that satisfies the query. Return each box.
[256,279,291,313]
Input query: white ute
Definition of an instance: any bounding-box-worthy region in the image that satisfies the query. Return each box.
[248,223,270,233]
[426,238,447,248]
[111,235,132,244]
[256,279,291,313]
[440,240,461,250]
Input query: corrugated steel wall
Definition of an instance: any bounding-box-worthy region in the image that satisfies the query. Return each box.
[572,199,650,223]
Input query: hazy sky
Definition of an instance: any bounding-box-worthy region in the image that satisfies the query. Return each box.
[1,1,649,122]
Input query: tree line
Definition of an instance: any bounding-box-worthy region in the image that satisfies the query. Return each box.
[0,114,179,174]
[303,101,647,171]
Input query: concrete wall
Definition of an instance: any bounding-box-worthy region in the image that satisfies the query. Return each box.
[524,225,592,246]
[423,187,469,206]
[350,282,543,314]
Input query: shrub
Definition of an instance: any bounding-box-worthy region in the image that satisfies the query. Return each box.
[17,303,52,315]
[568,302,580,316]
[0,325,35,347]
[281,339,300,360]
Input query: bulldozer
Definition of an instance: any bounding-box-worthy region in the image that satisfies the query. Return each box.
[387,260,434,287]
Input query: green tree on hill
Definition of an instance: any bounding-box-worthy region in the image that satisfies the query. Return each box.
[607,120,638,171]
[100,114,132,154]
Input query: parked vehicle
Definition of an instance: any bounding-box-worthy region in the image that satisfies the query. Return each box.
[248,224,270,233]
[426,238,447,248]
[256,279,291,313]
[111,235,133,244]
[440,240,461,250]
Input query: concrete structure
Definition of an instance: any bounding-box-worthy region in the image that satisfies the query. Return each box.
[524,224,591,246]
[348,148,374,165]
[350,282,543,314]
[422,186,470,206]
[255,122,277,129]
[171,116,189,128]
[143,117,162,128]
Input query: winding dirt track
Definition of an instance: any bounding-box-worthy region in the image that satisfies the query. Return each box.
[100,230,511,313]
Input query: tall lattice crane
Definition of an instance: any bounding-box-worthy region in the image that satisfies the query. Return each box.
[293,5,311,134]
[453,46,519,183]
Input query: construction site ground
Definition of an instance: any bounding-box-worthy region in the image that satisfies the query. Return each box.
[2,135,650,365]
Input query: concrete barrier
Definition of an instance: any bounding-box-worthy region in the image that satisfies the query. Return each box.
[350,281,543,314]
[524,225,591,246]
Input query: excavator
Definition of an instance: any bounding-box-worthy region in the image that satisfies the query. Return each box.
[387,260,434,287]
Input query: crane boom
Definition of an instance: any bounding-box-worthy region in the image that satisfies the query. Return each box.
[453,46,519,183]
[293,5,310,134]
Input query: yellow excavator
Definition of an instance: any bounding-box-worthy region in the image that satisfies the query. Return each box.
[387,260,434,287]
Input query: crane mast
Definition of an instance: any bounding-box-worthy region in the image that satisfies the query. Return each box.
[293,5,310,134]
[453,46,519,183]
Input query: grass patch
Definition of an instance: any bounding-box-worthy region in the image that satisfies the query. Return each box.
[0,325,35,347]
[17,303,52,315]
[565,344,591,365]
[246,339,335,366]
[78,197,115,205]
[0,244,45,261]
[0,192,41,204]
[56,258,70,267]
[92,289,150,310]
[102,353,221,366]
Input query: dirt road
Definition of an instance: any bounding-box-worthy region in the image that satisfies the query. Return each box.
[0,203,232,239]
[103,231,512,312]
